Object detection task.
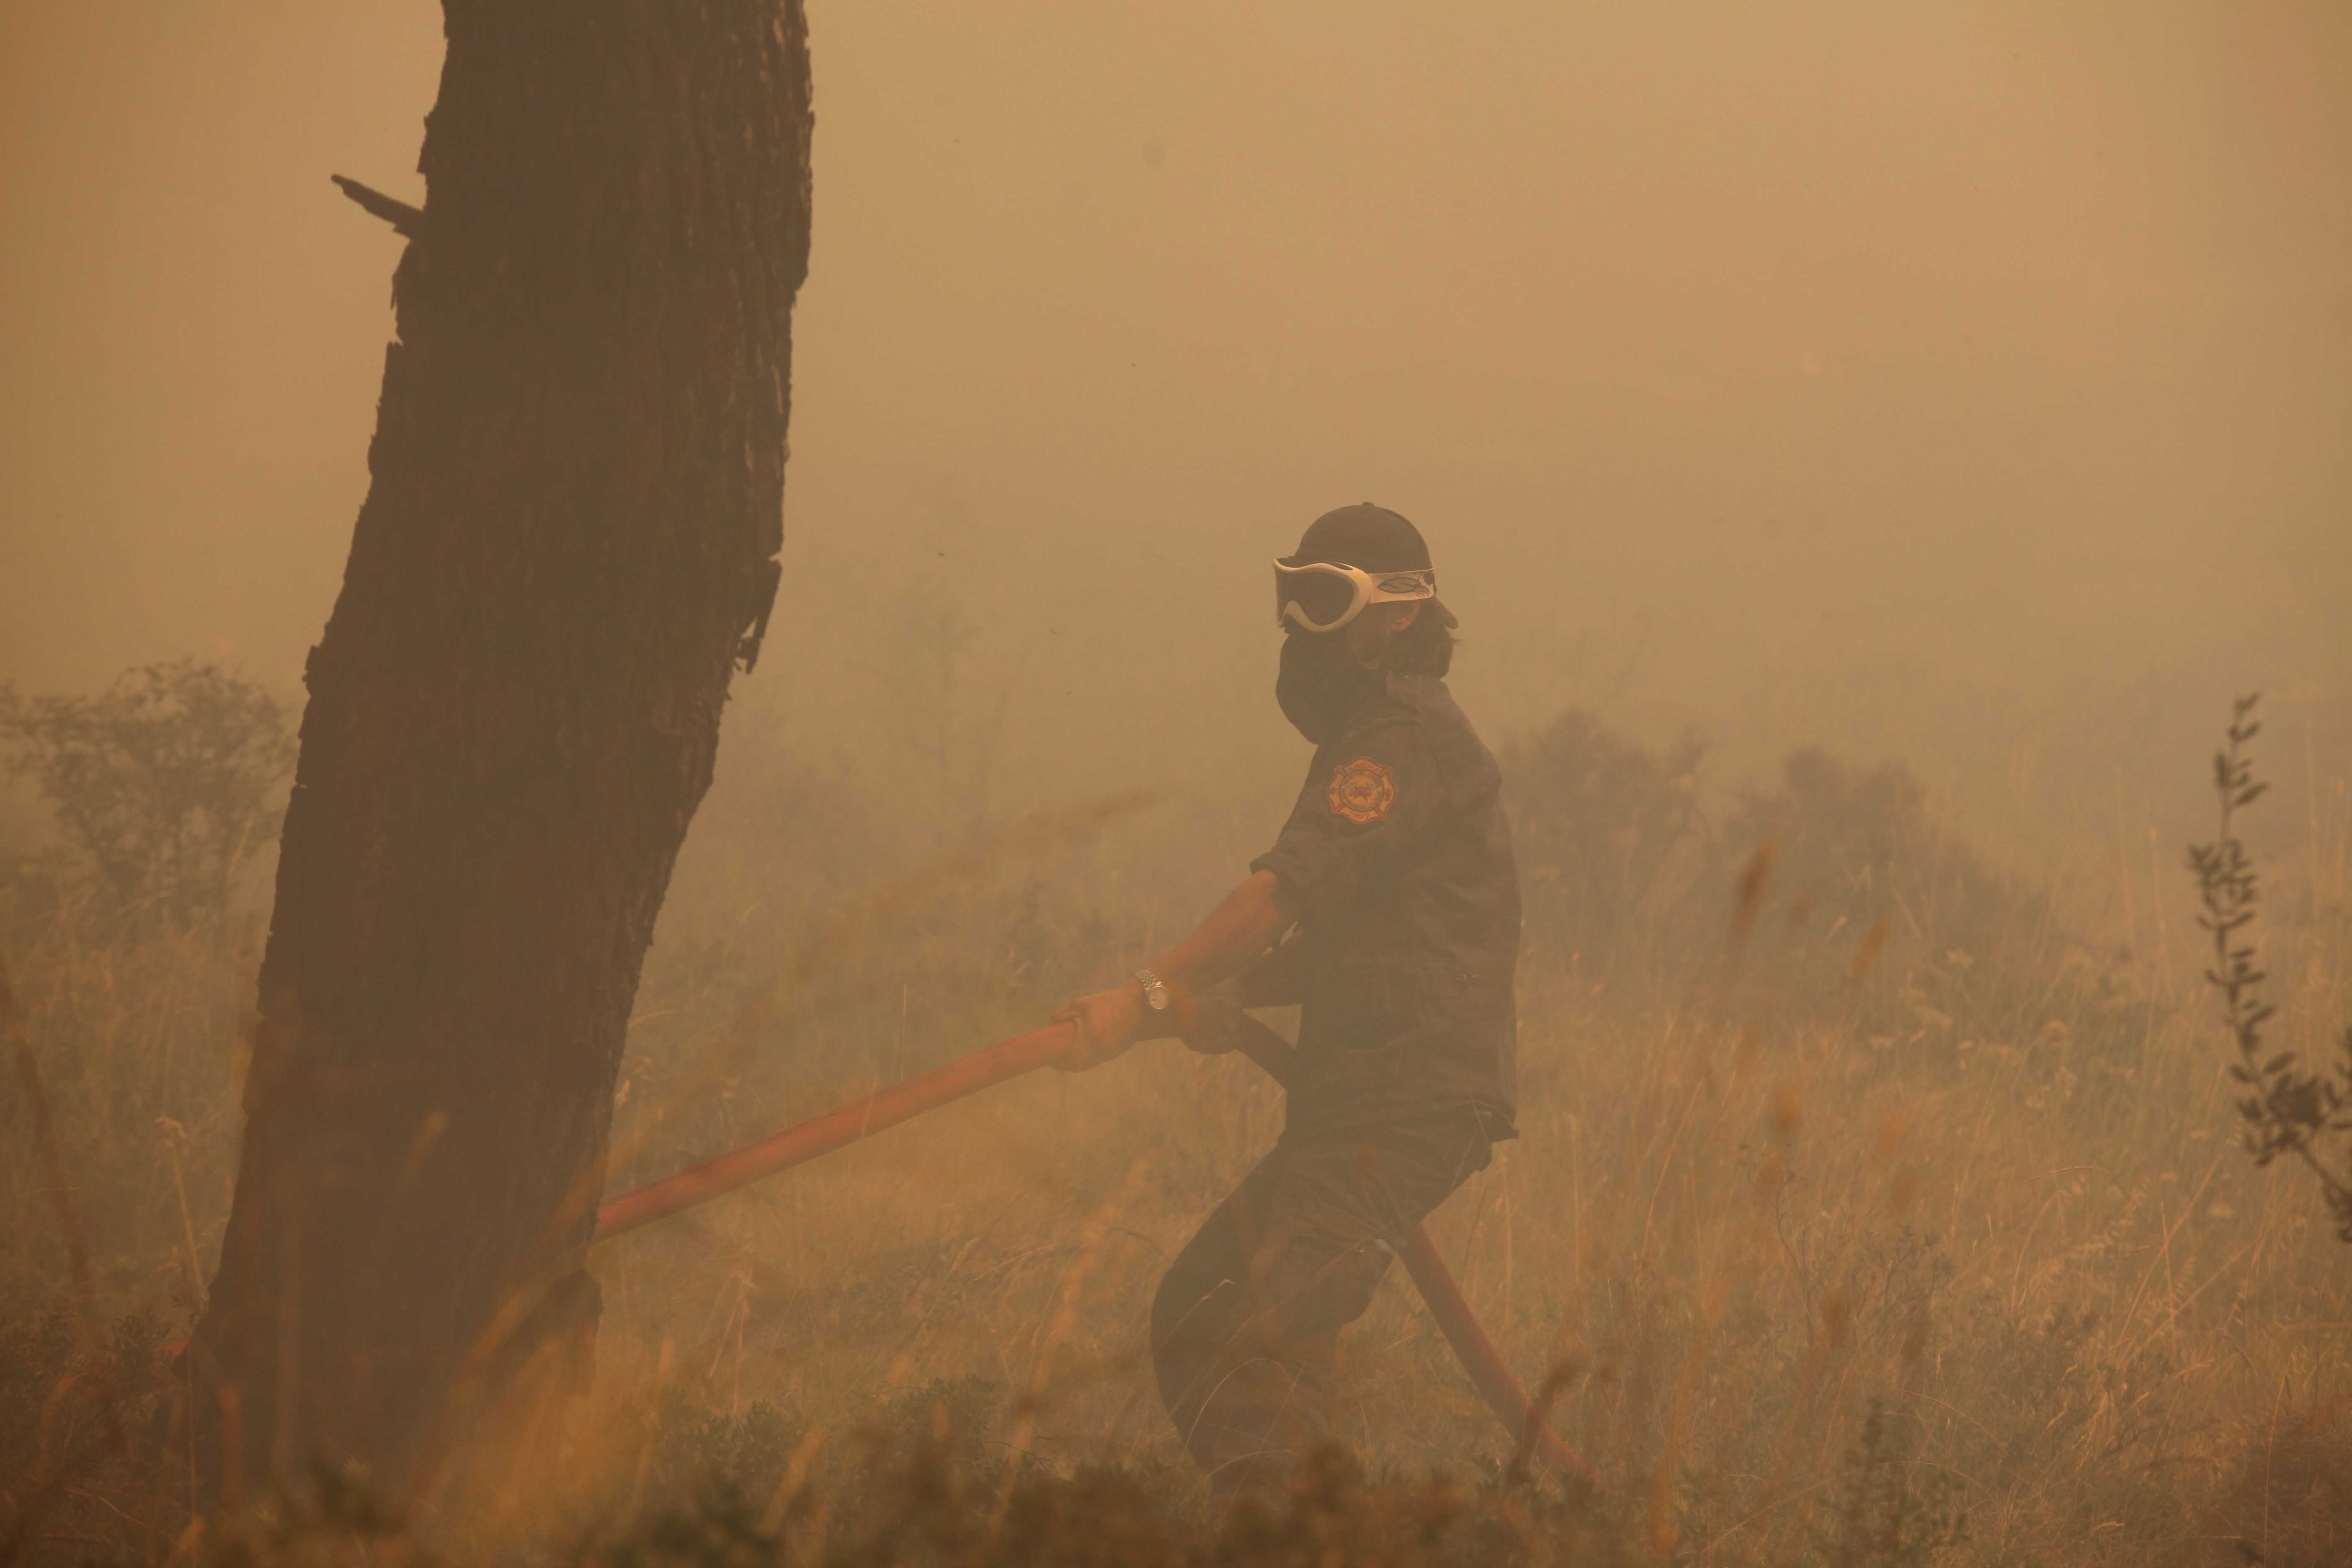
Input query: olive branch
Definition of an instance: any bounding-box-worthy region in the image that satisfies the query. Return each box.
[2185,693,2352,1242]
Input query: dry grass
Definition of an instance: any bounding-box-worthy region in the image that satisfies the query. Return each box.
[3,750,2349,1566]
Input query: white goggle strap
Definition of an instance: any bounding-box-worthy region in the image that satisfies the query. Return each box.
[1273,560,1436,632]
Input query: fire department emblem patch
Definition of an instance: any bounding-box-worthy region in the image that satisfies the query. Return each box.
[1326,757,1396,824]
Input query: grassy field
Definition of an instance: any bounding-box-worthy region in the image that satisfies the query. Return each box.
[3,712,2347,1565]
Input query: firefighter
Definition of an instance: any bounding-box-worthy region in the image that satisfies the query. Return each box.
[1052,503,1521,1508]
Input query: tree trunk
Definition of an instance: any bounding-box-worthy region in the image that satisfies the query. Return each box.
[189,0,811,1493]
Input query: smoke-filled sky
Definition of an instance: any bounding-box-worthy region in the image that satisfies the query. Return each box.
[3,2,2346,854]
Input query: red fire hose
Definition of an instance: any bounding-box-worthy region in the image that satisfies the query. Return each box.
[593,1019,1588,1482]
[594,1024,1076,1240]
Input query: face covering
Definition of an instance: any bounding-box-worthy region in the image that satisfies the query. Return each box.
[1275,629,1384,745]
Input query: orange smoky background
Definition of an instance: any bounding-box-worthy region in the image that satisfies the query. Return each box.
[5,7,2352,1559]
[2,0,2345,845]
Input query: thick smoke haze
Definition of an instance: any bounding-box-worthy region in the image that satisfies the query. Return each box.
[7,10,2352,1554]
[4,1,2345,858]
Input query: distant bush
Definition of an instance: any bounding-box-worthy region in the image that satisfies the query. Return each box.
[1498,710,1988,990]
[1718,750,1947,941]
[1500,709,2117,1082]
[1500,709,1709,975]
[0,660,294,927]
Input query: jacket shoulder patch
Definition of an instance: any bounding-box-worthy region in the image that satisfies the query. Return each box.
[1326,756,1396,824]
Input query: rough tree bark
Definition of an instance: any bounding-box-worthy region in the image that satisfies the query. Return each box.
[189,0,812,1491]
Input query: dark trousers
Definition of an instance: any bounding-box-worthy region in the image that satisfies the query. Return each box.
[1148,1109,1492,1502]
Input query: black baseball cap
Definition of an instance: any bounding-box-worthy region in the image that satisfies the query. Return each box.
[1284,503,1458,628]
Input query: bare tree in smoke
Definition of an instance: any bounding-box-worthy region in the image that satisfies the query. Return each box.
[187,0,813,1494]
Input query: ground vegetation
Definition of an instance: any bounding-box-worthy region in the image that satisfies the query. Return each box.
[3,693,2347,1565]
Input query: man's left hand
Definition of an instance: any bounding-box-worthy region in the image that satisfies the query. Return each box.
[1049,983,1148,1071]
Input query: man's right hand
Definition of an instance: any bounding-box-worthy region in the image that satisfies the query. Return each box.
[1047,869,1295,1073]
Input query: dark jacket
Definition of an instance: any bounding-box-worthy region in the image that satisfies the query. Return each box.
[1245,672,1520,1139]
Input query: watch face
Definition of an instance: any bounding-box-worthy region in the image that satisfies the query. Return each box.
[1146,989,1170,1011]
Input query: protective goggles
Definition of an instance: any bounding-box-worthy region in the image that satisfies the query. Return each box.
[1273,559,1437,633]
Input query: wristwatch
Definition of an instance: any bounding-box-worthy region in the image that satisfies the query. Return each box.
[1132,968,1172,1016]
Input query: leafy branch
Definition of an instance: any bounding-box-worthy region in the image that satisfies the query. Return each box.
[2185,693,2352,1242]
